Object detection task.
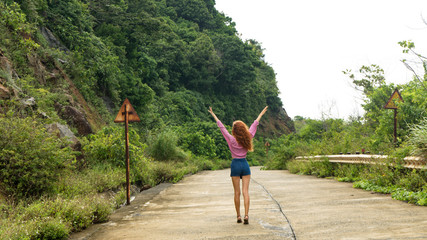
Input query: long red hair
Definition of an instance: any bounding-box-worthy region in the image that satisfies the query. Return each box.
[232,121,253,152]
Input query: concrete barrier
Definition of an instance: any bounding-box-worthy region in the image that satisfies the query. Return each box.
[295,155,426,169]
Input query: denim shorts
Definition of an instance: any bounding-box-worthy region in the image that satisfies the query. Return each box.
[230,158,251,178]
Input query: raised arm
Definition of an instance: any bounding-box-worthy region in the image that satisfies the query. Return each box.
[256,106,268,122]
[209,107,234,142]
[208,107,220,122]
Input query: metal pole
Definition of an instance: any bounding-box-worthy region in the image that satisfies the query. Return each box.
[125,104,131,205]
[394,109,397,144]
[265,142,270,158]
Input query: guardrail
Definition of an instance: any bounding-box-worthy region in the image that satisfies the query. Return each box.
[295,155,426,169]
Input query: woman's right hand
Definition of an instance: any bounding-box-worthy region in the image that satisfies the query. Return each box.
[256,106,268,122]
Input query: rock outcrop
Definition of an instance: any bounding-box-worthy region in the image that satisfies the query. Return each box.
[0,50,20,97]
[45,122,81,151]
[258,108,295,137]
[55,103,93,136]
[40,27,69,52]
[0,83,10,99]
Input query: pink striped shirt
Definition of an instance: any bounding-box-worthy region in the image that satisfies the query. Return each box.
[217,120,259,159]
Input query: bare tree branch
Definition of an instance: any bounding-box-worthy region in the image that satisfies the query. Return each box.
[421,12,427,26]
[401,60,427,91]
[409,48,427,60]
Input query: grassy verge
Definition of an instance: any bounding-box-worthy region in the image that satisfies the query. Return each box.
[0,155,229,240]
[0,166,124,240]
[286,159,427,206]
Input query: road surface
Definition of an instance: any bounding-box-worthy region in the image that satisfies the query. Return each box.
[70,167,427,240]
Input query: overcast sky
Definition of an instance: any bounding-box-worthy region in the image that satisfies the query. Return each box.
[214,0,427,119]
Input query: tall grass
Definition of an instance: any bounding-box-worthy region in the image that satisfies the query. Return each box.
[146,129,189,161]
[408,117,427,159]
[0,194,114,240]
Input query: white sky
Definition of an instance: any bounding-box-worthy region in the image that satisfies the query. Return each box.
[215,0,427,120]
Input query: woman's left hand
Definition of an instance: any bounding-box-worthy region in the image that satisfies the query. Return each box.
[209,107,219,122]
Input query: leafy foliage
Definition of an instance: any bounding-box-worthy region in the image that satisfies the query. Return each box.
[0,113,76,199]
[3,0,286,127]
[0,194,113,239]
[146,128,188,161]
[408,117,427,158]
[83,126,147,167]
[177,121,230,159]
[267,55,427,169]
[266,52,427,205]
[286,159,427,206]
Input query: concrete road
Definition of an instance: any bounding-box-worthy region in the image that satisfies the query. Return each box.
[70,167,427,240]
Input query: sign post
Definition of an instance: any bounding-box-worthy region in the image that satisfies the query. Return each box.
[114,99,140,205]
[384,89,403,144]
[265,141,270,157]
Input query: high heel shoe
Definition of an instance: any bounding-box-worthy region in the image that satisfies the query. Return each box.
[237,215,242,223]
[243,215,249,224]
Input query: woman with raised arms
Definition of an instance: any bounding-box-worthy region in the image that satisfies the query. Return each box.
[208,106,268,224]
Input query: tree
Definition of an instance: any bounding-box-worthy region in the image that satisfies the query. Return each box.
[398,40,427,91]
[185,33,221,91]
[343,64,386,96]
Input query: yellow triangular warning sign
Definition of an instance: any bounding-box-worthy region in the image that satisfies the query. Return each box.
[384,89,403,109]
[114,98,141,123]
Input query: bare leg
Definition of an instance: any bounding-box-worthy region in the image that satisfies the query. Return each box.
[241,175,251,220]
[231,176,241,218]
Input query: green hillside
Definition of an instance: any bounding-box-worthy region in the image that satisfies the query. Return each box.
[0,0,293,134]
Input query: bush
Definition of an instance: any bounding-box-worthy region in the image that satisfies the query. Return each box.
[146,129,188,161]
[83,126,156,189]
[35,217,70,240]
[359,161,397,187]
[0,114,76,199]
[197,158,215,170]
[354,180,427,206]
[397,169,426,192]
[335,164,363,182]
[286,160,312,175]
[177,121,230,160]
[262,135,298,170]
[151,162,176,184]
[90,197,113,223]
[83,127,126,167]
[0,218,38,240]
[83,126,147,168]
[0,193,115,239]
[131,157,156,187]
[408,117,427,159]
[113,188,127,208]
[55,165,125,197]
[392,189,427,206]
[180,131,216,158]
[310,159,335,177]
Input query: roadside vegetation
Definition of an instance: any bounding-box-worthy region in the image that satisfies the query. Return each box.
[0,116,231,239]
[263,56,427,206]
